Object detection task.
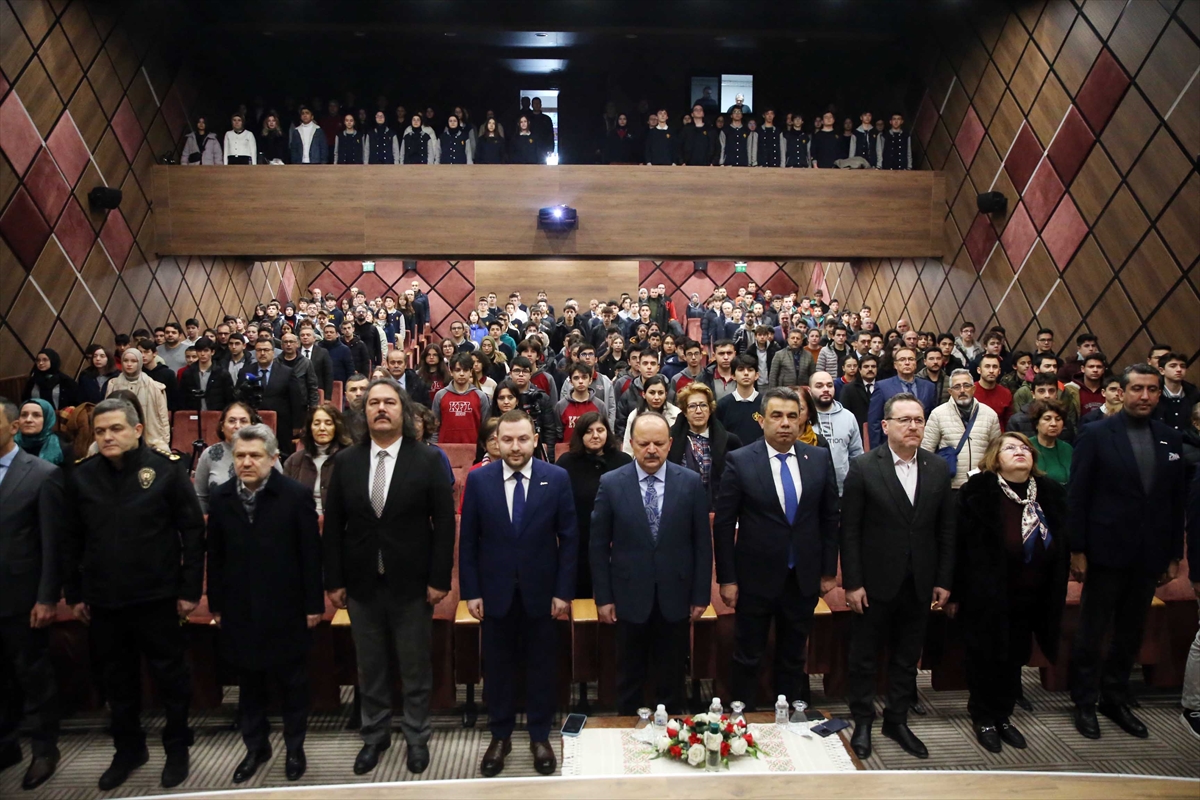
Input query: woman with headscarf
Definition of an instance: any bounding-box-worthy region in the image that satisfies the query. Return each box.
[23,348,80,411]
[78,344,118,405]
[439,114,472,164]
[15,398,68,466]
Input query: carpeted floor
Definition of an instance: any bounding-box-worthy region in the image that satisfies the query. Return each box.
[4,669,1198,798]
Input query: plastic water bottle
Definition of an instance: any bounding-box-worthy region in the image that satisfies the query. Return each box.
[705,721,722,771]
[709,696,723,717]
[653,703,669,730]
[775,694,789,726]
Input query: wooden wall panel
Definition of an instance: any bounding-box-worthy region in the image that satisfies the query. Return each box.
[475,260,639,311]
[153,165,947,260]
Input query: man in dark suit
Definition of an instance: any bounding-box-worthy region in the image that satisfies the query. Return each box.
[591,412,711,716]
[460,410,578,777]
[713,388,841,709]
[840,354,877,429]
[206,424,324,784]
[385,349,431,409]
[239,338,306,455]
[0,397,65,790]
[178,337,235,412]
[867,346,937,449]
[279,332,320,409]
[841,392,955,759]
[1068,364,1186,740]
[297,322,333,400]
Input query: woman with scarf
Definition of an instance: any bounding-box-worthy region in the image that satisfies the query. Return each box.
[23,348,79,411]
[667,382,741,509]
[947,432,1068,754]
[794,385,830,450]
[364,110,399,164]
[439,114,472,164]
[78,344,118,404]
[15,398,69,466]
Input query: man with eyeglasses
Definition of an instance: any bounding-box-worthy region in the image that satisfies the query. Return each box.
[920,369,1001,489]
[866,346,936,450]
[841,393,955,760]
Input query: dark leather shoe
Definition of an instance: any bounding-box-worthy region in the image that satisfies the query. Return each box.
[1074,706,1101,740]
[98,747,149,791]
[850,720,872,759]
[406,743,430,774]
[531,740,556,775]
[1099,702,1149,738]
[353,741,389,775]
[162,750,189,788]
[881,721,928,759]
[285,749,306,781]
[232,746,271,784]
[0,743,21,772]
[975,724,1002,753]
[998,721,1027,749]
[480,738,511,777]
[910,700,928,716]
[22,752,59,790]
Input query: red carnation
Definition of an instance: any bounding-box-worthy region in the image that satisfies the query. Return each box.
[689,733,702,746]
[669,745,682,758]
[721,715,728,722]
[725,724,735,734]
[683,716,692,727]
[721,741,731,757]
[743,733,754,745]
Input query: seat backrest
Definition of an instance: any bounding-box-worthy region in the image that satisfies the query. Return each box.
[199,410,222,444]
[258,409,277,433]
[861,422,870,451]
[171,411,201,453]
[441,443,476,473]
[331,381,343,410]
[686,318,702,342]
[554,442,570,460]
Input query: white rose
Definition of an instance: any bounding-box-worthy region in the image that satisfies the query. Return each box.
[666,721,681,737]
[729,737,748,756]
[693,713,708,726]
[656,736,671,753]
[687,744,706,766]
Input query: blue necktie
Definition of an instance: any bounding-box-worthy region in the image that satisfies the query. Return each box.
[644,475,660,543]
[776,453,798,569]
[511,472,525,533]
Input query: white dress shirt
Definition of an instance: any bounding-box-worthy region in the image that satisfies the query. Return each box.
[889,445,918,505]
[503,458,534,522]
[368,437,403,504]
[634,460,666,518]
[765,439,803,514]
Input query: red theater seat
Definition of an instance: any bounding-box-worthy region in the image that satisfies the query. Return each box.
[171,411,201,453]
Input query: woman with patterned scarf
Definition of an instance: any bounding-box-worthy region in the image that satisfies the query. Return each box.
[946,432,1068,755]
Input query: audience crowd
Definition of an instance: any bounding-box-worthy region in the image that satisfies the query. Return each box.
[1,275,1197,792]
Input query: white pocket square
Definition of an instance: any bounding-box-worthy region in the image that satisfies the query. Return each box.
[1168,452,1180,461]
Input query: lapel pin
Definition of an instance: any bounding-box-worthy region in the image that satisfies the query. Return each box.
[540,481,548,486]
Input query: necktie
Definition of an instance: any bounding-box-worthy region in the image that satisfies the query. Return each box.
[304,348,310,360]
[776,453,798,569]
[644,475,660,543]
[262,368,270,386]
[372,451,387,573]
[511,472,526,532]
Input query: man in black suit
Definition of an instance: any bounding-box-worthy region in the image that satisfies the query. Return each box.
[591,412,711,715]
[279,332,319,409]
[1068,364,1186,740]
[840,354,877,429]
[0,397,65,790]
[841,392,955,760]
[206,423,324,784]
[297,322,333,400]
[239,338,306,455]
[385,349,431,409]
[713,388,841,710]
[178,337,234,412]
[322,378,455,776]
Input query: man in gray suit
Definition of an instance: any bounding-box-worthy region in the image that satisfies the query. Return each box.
[591,412,712,715]
[0,397,65,790]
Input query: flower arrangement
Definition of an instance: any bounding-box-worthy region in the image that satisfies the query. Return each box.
[651,713,761,768]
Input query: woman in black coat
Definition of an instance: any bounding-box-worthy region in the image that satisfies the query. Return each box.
[206,428,324,776]
[948,432,1068,755]
[78,343,118,405]
[668,382,741,509]
[553,411,632,599]
[23,348,80,411]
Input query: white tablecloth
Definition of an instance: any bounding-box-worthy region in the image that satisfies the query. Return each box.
[561,722,857,776]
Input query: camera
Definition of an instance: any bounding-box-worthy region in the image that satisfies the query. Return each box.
[236,373,264,409]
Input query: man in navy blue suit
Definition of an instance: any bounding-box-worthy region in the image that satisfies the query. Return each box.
[1068,364,1185,741]
[867,346,936,449]
[459,410,578,778]
[591,413,712,715]
[713,387,841,709]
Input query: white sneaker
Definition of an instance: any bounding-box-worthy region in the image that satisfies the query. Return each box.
[1182,709,1200,740]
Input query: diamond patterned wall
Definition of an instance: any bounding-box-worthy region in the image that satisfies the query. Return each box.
[0,0,267,381]
[849,0,1199,380]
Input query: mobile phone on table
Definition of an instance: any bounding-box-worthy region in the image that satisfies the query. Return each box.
[810,717,851,737]
[561,713,587,737]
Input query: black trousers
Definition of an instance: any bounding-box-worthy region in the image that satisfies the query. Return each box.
[615,594,689,716]
[90,598,192,755]
[846,573,927,724]
[481,588,557,742]
[239,658,309,753]
[0,614,59,756]
[1070,564,1157,708]
[731,570,818,711]
[965,596,1035,726]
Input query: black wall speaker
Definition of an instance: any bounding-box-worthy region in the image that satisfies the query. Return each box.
[976,191,1007,215]
[403,260,418,272]
[88,186,122,210]
[694,261,708,272]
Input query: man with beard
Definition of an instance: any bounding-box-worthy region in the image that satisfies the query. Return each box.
[352,306,383,369]
[919,369,1002,489]
[809,372,864,494]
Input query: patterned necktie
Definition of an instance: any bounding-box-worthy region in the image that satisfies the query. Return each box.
[776,453,798,568]
[372,451,387,573]
[644,475,660,543]
[511,472,525,532]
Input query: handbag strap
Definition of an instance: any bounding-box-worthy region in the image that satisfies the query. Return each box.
[953,406,978,456]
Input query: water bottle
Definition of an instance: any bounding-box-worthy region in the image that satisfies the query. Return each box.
[705,721,722,771]
[653,703,669,731]
[790,700,809,724]
[709,696,723,717]
[775,694,789,726]
[729,700,746,726]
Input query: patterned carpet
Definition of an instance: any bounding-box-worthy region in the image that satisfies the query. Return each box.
[3,669,1198,798]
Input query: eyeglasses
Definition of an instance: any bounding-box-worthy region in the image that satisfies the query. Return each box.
[686,403,709,412]
[949,383,974,391]
[886,417,925,427]
[1001,444,1032,454]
